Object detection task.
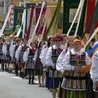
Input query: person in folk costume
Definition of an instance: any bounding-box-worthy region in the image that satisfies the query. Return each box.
[89,41,98,98]
[61,38,91,98]
[9,36,16,63]
[81,36,96,98]
[0,37,8,71]
[56,34,68,98]
[5,36,14,72]
[15,38,28,78]
[34,40,45,87]
[23,41,37,84]
[81,35,88,47]
[40,36,54,88]
[12,38,21,76]
[89,38,96,50]
[57,35,74,73]
[39,41,47,87]
[45,34,64,98]
[57,35,82,98]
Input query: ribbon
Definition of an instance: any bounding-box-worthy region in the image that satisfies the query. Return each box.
[22,9,26,38]
[87,44,98,55]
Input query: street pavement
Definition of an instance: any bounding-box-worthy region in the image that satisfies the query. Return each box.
[0,71,52,98]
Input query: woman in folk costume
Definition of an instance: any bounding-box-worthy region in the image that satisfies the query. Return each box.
[15,38,28,78]
[90,41,98,98]
[56,36,75,75]
[40,36,54,88]
[34,40,45,87]
[23,41,36,84]
[61,38,91,98]
[46,34,63,98]
[56,34,68,98]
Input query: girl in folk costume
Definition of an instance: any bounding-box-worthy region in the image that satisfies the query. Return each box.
[34,40,45,87]
[6,36,13,72]
[40,36,54,88]
[0,37,8,71]
[61,39,91,98]
[23,41,37,84]
[46,34,63,98]
[15,39,28,78]
[90,41,98,98]
[11,38,21,76]
[39,42,47,87]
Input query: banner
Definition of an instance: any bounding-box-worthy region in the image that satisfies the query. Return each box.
[36,4,47,35]
[26,6,34,41]
[63,0,87,37]
[13,7,24,31]
[86,0,96,34]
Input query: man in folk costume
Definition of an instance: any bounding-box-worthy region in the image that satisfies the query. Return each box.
[61,39,91,98]
[15,39,28,78]
[23,41,36,84]
[90,41,98,98]
[46,34,63,98]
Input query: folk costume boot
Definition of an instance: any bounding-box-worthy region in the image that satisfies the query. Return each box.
[32,77,35,84]
[21,72,24,78]
[28,76,31,84]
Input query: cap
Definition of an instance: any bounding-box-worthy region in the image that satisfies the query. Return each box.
[53,34,63,41]
[73,39,81,44]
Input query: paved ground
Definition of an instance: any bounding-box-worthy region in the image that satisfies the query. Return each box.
[0,71,52,98]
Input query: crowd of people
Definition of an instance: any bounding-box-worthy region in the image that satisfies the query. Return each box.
[0,33,98,98]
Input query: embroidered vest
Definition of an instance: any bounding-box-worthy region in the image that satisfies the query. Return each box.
[28,48,36,58]
[62,51,87,90]
[51,47,62,64]
[49,47,62,78]
[70,52,86,67]
[0,43,3,55]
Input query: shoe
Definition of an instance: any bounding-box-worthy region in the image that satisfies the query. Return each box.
[28,81,30,84]
[40,84,45,87]
[32,81,35,84]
